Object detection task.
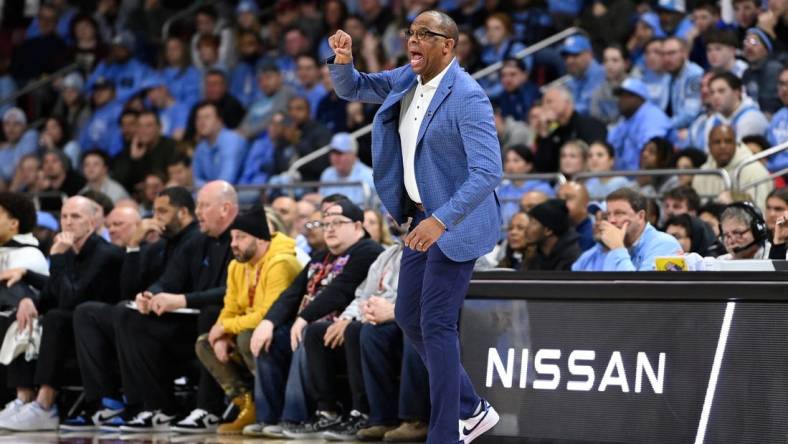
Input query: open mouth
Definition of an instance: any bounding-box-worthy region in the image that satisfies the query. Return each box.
[410,51,424,68]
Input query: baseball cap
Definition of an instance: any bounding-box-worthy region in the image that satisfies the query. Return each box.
[614,77,650,101]
[560,35,592,55]
[139,73,166,92]
[323,199,365,223]
[657,0,686,13]
[236,0,259,14]
[92,76,115,91]
[329,133,358,154]
[111,31,135,49]
[3,107,27,125]
[61,72,85,91]
[638,12,666,38]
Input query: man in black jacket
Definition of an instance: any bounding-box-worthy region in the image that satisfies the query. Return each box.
[113,180,238,433]
[244,199,382,439]
[0,196,124,432]
[525,199,582,271]
[533,86,607,173]
[61,187,199,430]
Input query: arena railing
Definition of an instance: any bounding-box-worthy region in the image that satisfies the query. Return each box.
[286,26,583,181]
[732,140,788,193]
[573,168,732,199]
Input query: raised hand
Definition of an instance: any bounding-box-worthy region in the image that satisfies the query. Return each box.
[328,29,353,64]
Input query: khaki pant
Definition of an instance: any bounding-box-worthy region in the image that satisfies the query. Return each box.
[195,330,255,398]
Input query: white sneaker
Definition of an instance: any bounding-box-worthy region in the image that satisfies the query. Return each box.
[0,401,58,431]
[459,399,499,444]
[119,410,174,433]
[169,408,219,434]
[0,399,25,422]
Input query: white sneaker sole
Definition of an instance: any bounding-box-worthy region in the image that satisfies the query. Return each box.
[170,425,218,434]
[460,405,500,444]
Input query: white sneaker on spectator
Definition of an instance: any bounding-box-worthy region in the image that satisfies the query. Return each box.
[119,410,174,433]
[243,422,286,437]
[0,399,26,422]
[459,399,499,444]
[0,401,58,431]
[169,408,219,434]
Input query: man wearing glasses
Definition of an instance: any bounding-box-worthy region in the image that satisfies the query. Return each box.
[328,10,503,444]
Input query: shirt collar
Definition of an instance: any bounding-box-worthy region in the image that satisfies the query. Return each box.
[417,58,455,89]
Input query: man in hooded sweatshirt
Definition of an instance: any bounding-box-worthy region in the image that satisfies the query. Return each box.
[524,199,582,270]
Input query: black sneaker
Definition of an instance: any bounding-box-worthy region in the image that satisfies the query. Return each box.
[322,410,368,441]
[282,411,342,439]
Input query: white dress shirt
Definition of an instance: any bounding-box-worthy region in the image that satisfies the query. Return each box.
[398,59,455,204]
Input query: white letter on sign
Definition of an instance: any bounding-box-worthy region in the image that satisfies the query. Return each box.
[533,349,561,390]
[598,351,630,392]
[567,350,596,391]
[635,352,665,394]
[485,348,514,388]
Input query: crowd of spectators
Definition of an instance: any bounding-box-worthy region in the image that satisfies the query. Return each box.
[0,0,787,440]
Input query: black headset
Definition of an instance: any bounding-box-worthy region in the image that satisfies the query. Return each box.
[720,201,768,245]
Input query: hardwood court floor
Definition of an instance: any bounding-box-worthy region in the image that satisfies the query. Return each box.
[0,432,426,444]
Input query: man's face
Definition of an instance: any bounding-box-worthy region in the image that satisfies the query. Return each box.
[721,217,755,257]
[0,207,18,241]
[542,89,570,120]
[195,189,227,236]
[153,195,184,237]
[606,199,645,246]
[167,163,192,187]
[330,151,356,177]
[778,70,788,106]
[165,38,185,66]
[230,229,259,262]
[706,43,735,69]
[406,12,453,77]
[284,30,308,57]
[743,33,768,62]
[82,154,107,182]
[196,106,221,138]
[708,126,737,167]
[485,16,506,45]
[296,57,320,88]
[563,51,591,78]
[500,65,526,93]
[524,216,548,246]
[644,41,663,72]
[272,196,297,231]
[558,185,588,224]
[238,33,260,58]
[661,39,686,74]
[203,74,226,101]
[137,114,160,145]
[766,196,787,231]
[60,199,94,241]
[663,197,690,217]
[195,12,215,34]
[322,205,360,253]
[2,120,24,144]
[144,175,164,203]
[42,153,65,179]
[710,79,740,115]
[92,87,114,107]
[107,208,139,247]
[259,71,282,96]
[603,48,627,80]
[304,211,325,249]
[734,0,759,27]
[294,201,315,236]
[666,224,692,252]
[692,8,718,32]
[38,6,58,35]
[617,92,642,118]
[287,98,310,125]
[520,191,548,213]
[120,114,138,141]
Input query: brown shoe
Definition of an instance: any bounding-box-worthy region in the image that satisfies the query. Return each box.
[217,392,256,435]
[357,424,397,441]
[383,420,428,442]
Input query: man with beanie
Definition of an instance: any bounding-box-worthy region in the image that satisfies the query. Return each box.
[196,206,302,434]
[525,199,582,271]
[742,27,784,114]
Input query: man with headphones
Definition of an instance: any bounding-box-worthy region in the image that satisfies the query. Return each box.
[717,201,771,260]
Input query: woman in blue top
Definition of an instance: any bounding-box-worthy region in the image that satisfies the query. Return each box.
[479,13,526,99]
[584,141,632,200]
[497,145,554,231]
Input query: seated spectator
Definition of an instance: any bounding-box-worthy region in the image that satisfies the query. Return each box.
[455,30,484,74]
[635,38,670,111]
[166,155,194,189]
[185,70,246,140]
[319,133,376,208]
[670,148,708,187]
[78,78,124,158]
[301,210,327,254]
[285,96,333,181]
[0,108,38,187]
[112,110,177,193]
[239,63,297,139]
[699,202,727,237]
[497,145,554,228]
[190,5,235,72]
[705,29,748,77]
[717,202,771,259]
[533,86,607,173]
[732,0,760,40]
[597,187,683,270]
[765,188,788,234]
[9,155,41,194]
[295,54,327,120]
[478,14,526,99]
[144,78,190,141]
[363,209,394,247]
[66,13,107,74]
[106,206,141,248]
[0,196,123,431]
[635,136,675,196]
[607,77,672,171]
[769,208,788,260]
[230,30,264,108]
[196,207,302,434]
[590,44,632,125]
[237,131,276,192]
[271,196,298,236]
[693,124,773,210]
[497,212,531,270]
[519,190,550,213]
[86,32,153,103]
[249,199,383,439]
[494,58,539,122]
[709,72,769,141]
[62,187,199,431]
[571,202,612,271]
[686,2,723,68]
[38,116,81,170]
[664,213,725,256]
[662,185,702,220]
[80,149,129,203]
[0,191,50,292]
[11,3,68,86]
[159,36,202,107]
[559,34,606,115]
[741,27,783,114]
[584,141,632,199]
[687,71,717,151]
[52,72,91,138]
[661,37,703,132]
[557,182,595,251]
[38,150,87,212]
[741,134,771,165]
[192,102,247,187]
[765,66,788,173]
[559,140,588,181]
[524,199,582,270]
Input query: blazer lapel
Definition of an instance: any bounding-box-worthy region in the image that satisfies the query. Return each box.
[378,76,418,117]
[415,61,458,148]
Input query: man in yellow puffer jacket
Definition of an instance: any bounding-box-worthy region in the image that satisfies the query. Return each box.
[196,206,302,435]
